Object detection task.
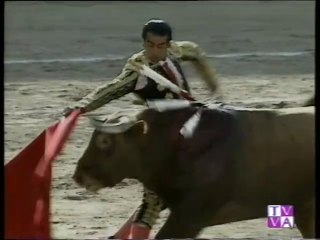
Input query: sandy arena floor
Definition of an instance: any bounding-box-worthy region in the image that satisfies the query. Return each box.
[5,1,314,239]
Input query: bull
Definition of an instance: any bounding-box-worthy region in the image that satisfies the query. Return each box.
[73,99,315,239]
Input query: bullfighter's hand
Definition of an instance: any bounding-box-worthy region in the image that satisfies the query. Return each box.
[61,106,85,117]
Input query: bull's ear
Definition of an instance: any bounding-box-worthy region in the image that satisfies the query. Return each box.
[127,120,148,136]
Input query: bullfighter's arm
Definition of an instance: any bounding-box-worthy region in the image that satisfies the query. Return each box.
[169,41,220,95]
[68,54,145,113]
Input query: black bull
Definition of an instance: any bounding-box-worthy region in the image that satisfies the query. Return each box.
[73,102,315,239]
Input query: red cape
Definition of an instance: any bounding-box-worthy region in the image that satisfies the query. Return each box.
[5,110,81,239]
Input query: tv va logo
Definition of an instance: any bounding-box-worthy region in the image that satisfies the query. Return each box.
[267,205,295,228]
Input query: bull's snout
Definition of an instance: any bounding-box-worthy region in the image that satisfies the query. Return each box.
[72,173,81,185]
[72,167,105,192]
[72,169,84,186]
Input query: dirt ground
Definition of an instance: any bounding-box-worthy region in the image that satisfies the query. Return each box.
[5,1,314,239]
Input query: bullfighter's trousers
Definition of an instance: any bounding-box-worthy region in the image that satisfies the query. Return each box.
[132,187,165,228]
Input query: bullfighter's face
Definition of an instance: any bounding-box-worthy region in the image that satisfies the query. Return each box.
[143,32,170,64]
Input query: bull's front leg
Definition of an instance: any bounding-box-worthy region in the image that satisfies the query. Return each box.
[154,195,212,239]
[155,210,205,239]
[154,191,225,239]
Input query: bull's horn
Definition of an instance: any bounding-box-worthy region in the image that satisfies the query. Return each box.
[89,115,137,134]
[84,113,108,122]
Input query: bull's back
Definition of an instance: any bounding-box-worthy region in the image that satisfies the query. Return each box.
[233,106,314,205]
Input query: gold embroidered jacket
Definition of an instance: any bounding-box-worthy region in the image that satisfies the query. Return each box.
[70,40,218,112]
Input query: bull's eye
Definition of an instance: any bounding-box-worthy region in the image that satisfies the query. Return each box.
[96,134,112,150]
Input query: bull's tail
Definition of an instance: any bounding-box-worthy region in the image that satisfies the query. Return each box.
[303,95,315,107]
